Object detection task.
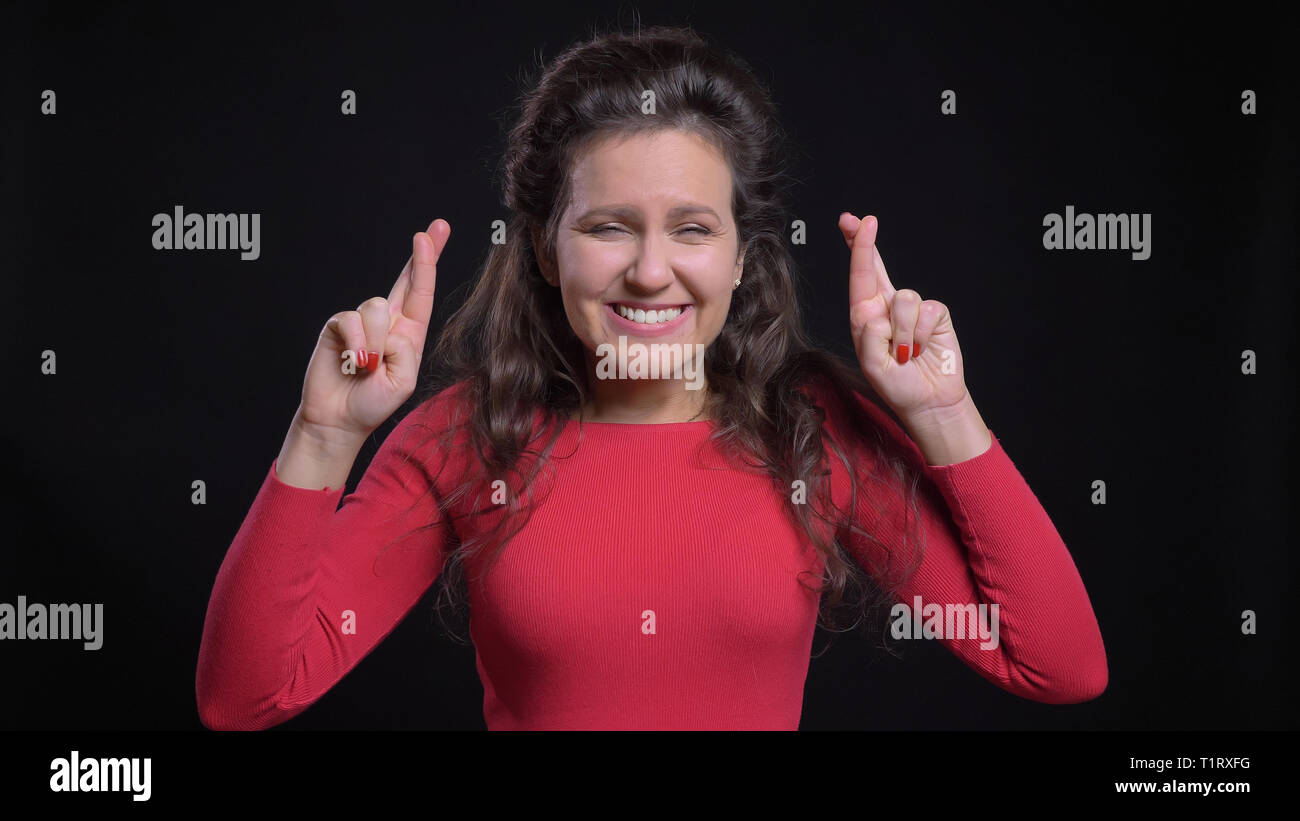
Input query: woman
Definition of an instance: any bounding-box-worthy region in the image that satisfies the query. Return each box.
[196,25,1107,730]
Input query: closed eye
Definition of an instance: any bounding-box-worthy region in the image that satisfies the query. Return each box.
[589,225,713,236]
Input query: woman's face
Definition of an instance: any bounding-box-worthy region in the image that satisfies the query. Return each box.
[545,128,744,387]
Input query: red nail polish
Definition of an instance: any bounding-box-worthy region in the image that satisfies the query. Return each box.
[366,351,380,371]
[896,343,910,364]
[914,343,921,356]
[357,349,367,369]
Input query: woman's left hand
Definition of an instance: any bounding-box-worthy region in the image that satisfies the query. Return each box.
[839,213,970,421]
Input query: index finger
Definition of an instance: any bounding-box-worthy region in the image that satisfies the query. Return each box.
[846,212,879,307]
[386,255,413,312]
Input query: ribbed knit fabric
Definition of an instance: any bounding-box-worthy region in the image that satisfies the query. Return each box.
[196,380,1107,730]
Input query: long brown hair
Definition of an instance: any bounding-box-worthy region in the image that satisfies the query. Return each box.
[392,23,926,657]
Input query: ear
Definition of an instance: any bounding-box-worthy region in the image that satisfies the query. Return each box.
[532,226,558,286]
[733,244,745,279]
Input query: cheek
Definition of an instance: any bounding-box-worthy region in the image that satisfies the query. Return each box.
[705,295,734,333]
[555,271,611,347]
[560,289,599,339]
[559,248,614,297]
[697,262,735,302]
[703,278,738,331]
[688,247,736,284]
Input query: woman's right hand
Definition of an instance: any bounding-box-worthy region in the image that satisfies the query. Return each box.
[294,219,451,449]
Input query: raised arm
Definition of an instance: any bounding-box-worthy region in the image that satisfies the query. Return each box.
[827,211,1106,703]
[195,390,468,730]
[831,389,1108,703]
[196,220,462,729]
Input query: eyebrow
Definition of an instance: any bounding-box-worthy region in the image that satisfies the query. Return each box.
[576,204,722,221]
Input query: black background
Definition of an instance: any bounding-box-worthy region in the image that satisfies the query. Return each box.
[2,0,1296,731]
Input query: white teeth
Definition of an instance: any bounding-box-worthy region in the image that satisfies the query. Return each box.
[615,304,683,324]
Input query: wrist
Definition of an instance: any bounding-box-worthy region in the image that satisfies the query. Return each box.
[901,393,992,466]
[289,409,369,458]
[275,410,366,490]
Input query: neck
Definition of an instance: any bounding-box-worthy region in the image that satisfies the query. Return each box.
[577,362,710,424]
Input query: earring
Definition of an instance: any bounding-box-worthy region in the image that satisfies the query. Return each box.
[733,278,741,287]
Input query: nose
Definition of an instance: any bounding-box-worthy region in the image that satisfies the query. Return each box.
[624,230,674,292]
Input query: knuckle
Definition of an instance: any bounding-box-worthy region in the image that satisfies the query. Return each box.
[323,314,350,339]
[335,312,363,340]
[360,296,388,311]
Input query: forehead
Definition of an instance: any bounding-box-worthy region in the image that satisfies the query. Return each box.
[568,129,732,210]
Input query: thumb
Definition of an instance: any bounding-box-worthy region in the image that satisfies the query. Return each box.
[851,296,893,374]
[382,332,420,387]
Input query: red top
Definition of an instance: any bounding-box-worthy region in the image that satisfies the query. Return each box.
[196,380,1107,730]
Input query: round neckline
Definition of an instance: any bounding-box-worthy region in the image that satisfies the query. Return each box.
[564,417,713,428]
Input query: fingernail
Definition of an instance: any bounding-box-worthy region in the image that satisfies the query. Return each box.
[896,343,910,364]
[357,349,368,369]
[914,343,921,356]
[365,351,380,371]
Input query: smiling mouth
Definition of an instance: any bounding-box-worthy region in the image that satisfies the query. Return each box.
[610,303,689,325]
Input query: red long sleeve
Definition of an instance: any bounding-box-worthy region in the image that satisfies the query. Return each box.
[821,387,1108,705]
[195,396,460,730]
[196,381,1106,730]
